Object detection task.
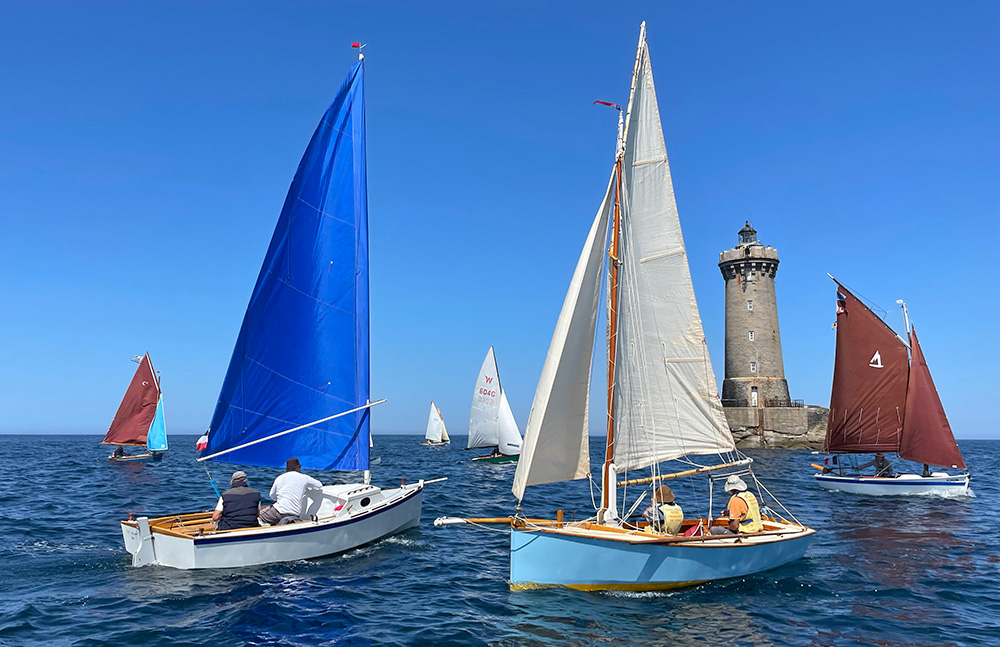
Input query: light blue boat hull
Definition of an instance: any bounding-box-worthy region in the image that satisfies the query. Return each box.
[510,525,814,591]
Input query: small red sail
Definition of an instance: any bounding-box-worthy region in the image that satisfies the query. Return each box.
[824,284,909,453]
[102,354,161,446]
[899,329,965,469]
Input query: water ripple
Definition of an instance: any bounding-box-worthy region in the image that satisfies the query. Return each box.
[0,435,996,646]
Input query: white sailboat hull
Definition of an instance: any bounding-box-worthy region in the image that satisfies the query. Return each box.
[121,483,423,569]
[814,472,970,497]
[509,520,815,591]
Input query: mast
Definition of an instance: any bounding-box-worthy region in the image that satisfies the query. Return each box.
[897,299,911,335]
[599,107,625,523]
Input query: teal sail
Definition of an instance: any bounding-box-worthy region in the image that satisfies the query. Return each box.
[200,59,371,471]
[146,396,168,452]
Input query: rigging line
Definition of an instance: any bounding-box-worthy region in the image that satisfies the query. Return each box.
[751,474,801,525]
[203,463,222,499]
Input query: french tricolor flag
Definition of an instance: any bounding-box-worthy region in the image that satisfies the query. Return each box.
[195,433,209,451]
[836,290,846,314]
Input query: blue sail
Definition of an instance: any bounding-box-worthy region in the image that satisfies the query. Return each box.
[146,395,168,452]
[202,60,370,471]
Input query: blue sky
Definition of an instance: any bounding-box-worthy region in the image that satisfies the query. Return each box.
[0,2,996,438]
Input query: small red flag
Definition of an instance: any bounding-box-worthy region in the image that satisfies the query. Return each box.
[351,42,361,48]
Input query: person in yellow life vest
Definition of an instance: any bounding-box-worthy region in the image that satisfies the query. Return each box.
[709,475,763,535]
[641,484,684,535]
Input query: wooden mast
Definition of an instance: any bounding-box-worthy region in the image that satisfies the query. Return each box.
[599,134,623,521]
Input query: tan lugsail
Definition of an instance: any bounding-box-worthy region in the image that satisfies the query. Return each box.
[612,24,734,471]
[824,283,908,453]
[899,329,965,469]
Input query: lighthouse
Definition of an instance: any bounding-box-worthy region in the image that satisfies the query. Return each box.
[718,222,806,445]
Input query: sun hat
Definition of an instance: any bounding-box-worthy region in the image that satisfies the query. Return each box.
[654,484,675,504]
[724,475,748,492]
[231,470,248,485]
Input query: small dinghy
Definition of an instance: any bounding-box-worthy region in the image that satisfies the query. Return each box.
[467,347,521,464]
[103,353,167,463]
[813,280,969,497]
[121,48,439,569]
[421,401,450,446]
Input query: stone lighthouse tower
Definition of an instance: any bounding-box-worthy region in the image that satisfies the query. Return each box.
[719,222,791,408]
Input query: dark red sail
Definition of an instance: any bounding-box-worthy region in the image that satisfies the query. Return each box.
[824,284,909,453]
[899,329,965,469]
[102,354,160,446]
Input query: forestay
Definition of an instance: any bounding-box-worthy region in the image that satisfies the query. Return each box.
[512,174,614,501]
[200,61,371,471]
[612,26,733,471]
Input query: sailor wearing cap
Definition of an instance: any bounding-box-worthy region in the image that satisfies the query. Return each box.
[212,470,261,531]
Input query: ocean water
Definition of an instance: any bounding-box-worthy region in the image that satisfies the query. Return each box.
[0,434,996,647]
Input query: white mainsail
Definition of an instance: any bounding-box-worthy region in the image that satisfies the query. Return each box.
[512,174,614,501]
[612,23,734,471]
[468,347,522,455]
[425,401,448,443]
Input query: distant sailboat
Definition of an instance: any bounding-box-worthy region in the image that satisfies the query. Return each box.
[422,402,450,446]
[437,23,814,591]
[467,347,521,463]
[121,50,435,569]
[813,279,970,496]
[102,353,167,463]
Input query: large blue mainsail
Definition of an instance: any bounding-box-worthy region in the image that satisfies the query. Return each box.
[201,60,370,471]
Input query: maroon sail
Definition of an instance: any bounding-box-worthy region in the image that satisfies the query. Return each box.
[824,284,909,453]
[899,329,965,469]
[101,354,160,446]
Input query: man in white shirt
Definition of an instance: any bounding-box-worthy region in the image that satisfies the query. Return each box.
[258,457,323,526]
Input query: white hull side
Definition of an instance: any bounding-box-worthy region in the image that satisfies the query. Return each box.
[814,472,970,497]
[122,484,423,569]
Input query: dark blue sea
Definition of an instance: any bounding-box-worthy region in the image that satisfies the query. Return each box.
[0,435,996,647]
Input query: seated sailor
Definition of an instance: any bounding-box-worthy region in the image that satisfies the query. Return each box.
[258,457,323,526]
[710,475,763,535]
[858,452,894,477]
[212,471,261,531]
[642,484,684,535]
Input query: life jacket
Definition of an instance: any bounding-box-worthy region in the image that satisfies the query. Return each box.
[218,485,261,531]
[734,491,762,533]
[656,502,684,535]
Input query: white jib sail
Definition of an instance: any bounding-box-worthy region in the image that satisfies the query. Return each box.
[467,347,502,450]
[497,390,522,456]
[425,401,446,442]
[612,25,734,472]
[512,173,614,501]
